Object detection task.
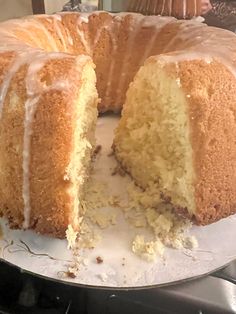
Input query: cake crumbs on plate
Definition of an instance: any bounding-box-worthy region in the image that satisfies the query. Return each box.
[183,236,199,250]
[62,254,89,279]
[81,178,119,231]
[70,163,198,265]
[96,256,103,264]
[80,174,198,262]
[123,181,198,261]
[132,235,164,262]
[65,271,76,279]
[69,178,118,251]
[77,220,102,249]
[83,179,119,212]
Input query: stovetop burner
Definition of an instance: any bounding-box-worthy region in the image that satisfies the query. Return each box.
[0,260,236,314]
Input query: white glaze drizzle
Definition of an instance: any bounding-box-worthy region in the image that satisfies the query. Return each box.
[0,17,75,228]
[22,51,73,229]
[103,18,120,102]
[77,16,91,55]
[170,0,173,15]
[140,17,175,67]
[22,95,39,229]
[90,17,116,99]
[115,14,145,105]
[32,19,59,51]
[183,0,186,19]
[0,47,35,119]
[194,0,197,17]
[78,13,90,23]
[161,0,166,15]
[0,16,62,118]
[52,15,67,52]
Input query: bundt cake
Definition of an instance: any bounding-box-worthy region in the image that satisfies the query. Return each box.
[0,11,236,238]
[127,0,202,19]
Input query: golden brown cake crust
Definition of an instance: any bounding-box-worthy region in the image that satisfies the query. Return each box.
[133,56,236,225]
[0,55,95,238]
[29,58,87,237]
[178,60,236,225]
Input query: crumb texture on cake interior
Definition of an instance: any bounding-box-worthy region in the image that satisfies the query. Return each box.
[65,62,98,242]
[114,56,236,224]
[114,60,196,215]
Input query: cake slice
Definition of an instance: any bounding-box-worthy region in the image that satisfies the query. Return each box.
[113,55,236,224]
[0,53,98,238]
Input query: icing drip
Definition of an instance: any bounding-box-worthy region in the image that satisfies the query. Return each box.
[22,95,39,229]
[22,51,73,229]
[140,18,174,65]
[169,0,173,15]
[115,15,145,105]
[27,20,54,48]
[194,0,197,17]
[29,19,59,51]
[52,16,67,52]
[161,0,166,15]
[183,0,186,19]
[103,20,120,102]
[78,13,90,23]
[0,48,35,119]
[0,15,64,118]
[77,17,91,55]
[0,27,74,228]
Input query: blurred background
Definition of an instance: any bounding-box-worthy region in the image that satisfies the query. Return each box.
[0,0,98,21]
[0,0,236,34]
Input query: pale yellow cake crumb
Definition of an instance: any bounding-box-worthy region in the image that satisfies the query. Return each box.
[84,179,118,210]
[132,235,164,262]
[78,220,102,249]
[68,263,80,278]
[84,179,119,224]
[125,209,147,228]
[66,225,78,249]
[183,236,199,250]
[75,179,120,249]
[86,207,117,229]
[126,181,162,209]
[71,168,197,265]
[125,181,197,261]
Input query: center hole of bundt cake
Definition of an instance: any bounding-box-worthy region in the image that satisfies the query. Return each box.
[114,61,196,215]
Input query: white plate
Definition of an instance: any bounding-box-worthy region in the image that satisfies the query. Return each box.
[0,115,236,289]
